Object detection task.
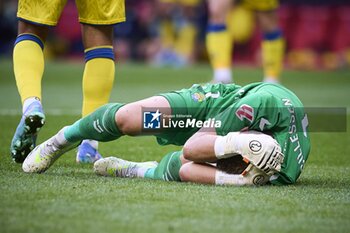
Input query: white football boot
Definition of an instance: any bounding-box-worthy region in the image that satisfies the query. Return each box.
[94,157,158,178]
[22,127,78,173]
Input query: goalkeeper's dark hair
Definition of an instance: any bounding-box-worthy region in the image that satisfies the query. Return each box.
[216,154,249,174]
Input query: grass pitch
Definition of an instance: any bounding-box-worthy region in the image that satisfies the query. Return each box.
[0,60,349,233]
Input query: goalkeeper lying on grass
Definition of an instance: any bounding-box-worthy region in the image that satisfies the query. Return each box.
[22,82,310,186]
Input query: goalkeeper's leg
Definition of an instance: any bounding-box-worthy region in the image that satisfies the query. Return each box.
[64,95,171,142]
[93,150,266,186]
[22,103,125,173]
[94,151,186,182]
[93,150,216,184]
[22,96,171,173]
[144,151,184,181]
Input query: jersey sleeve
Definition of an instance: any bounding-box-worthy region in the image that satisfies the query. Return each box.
[215,91,282,135]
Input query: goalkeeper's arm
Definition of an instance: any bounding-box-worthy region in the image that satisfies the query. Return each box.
[183,128,284,175]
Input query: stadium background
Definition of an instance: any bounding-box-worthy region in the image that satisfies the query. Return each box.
[1,0,350,70]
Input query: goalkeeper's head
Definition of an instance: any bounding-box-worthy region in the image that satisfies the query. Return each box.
[215,130,285,184]
[216,155,272,185]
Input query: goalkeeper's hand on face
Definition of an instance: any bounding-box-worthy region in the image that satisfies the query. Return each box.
[214,130,284,176]
[216,155,271,186]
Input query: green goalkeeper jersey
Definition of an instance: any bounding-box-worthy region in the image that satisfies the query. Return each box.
[158,82,310,185]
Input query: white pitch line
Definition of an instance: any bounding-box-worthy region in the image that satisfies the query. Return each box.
[0,109,81,116]
[0,107,349,115]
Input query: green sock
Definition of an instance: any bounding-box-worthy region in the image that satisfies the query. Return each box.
[145,151,182,181]
[64,103,124,142]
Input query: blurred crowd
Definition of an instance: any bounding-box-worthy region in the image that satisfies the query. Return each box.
[1,0,350,70]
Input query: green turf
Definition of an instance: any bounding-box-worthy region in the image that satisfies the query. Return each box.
[0,60,349,233]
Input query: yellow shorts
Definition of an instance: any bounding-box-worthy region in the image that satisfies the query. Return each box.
[242,0,279,11]
[159,0,201,7]
[17,0,125,26]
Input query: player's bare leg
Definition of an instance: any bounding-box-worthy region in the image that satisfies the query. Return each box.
[18,21,49,41]
[11,21,49,163]
[76,24,115,163]
[82,25,113,48]
[256,11,279,34]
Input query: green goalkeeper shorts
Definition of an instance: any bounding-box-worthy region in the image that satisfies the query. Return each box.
[155,83,245,145]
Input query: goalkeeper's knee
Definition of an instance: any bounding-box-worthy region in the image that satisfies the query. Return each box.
[115,103,145,136]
